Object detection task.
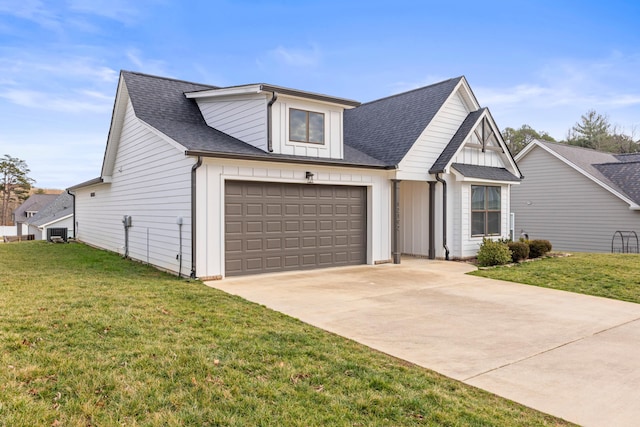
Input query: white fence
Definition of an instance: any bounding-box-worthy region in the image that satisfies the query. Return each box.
[0,224,26,237]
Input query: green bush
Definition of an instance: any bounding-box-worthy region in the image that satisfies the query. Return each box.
[477,238,512,267]
[528,239,552,258]
[507,241,530,262]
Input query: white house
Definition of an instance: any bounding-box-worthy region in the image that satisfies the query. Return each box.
[12,193,59,237]
[25,192,74,241]
[512,140,640,253]
[69,71,521,279]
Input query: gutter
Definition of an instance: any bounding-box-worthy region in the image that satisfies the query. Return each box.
[190,156,203,279]
[435,173,450,260]
[66,189,76,239]
[184,150,393,170]
[266,90,278,152]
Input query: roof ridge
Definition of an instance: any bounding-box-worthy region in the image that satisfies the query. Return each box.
[121,70,219,89]
[356,76,463,107]
[596,160,640,166]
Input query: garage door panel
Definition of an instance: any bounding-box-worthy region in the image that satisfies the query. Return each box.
[225,181,366,276]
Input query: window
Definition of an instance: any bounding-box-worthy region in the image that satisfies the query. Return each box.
[289,108,324,144]
[471,185,501,236]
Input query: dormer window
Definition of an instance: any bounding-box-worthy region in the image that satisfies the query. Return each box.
[289,108,324,144]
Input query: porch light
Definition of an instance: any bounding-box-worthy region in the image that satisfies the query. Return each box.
[305,171,314,183]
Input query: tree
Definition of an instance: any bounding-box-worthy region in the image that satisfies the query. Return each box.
[502,125,556,155]
[0,155,35,226]
[567,109,610,150]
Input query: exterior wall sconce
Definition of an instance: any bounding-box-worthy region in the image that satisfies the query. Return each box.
[305,171,314,183]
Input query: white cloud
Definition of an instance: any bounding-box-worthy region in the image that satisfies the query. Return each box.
[267,44,322,67]
[66,0,146,25]
[468,52,640,139]
[0,88,112,113]
[0,0,61,30]
[126,49,168,75]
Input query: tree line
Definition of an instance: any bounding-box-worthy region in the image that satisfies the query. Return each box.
[0,155,35,226]
[502,109,639,155]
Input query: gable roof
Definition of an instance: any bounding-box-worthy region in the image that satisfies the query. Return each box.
[12,194,58,220]
[25,192,73,227]
[517,140,640,208]
[343,77,464,165]
[120,71,387,168]
[429,108,486,173]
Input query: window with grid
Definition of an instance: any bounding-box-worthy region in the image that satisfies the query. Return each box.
[471,185,501,236]
[289,108,324,144]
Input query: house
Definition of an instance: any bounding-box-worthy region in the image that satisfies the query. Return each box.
[68,71,521,278]
[25,192,74,241]
[12,193,59,237]
[512,140,640,252]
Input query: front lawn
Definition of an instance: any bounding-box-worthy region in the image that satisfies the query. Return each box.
[0,242,571,426]
[470,252,640,304]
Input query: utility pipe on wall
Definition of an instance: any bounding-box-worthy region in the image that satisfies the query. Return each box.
[190,156,203,279]
[435,173,450,260]
[266,91,278,153]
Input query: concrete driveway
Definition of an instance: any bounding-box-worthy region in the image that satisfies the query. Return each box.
[206,258,640,427]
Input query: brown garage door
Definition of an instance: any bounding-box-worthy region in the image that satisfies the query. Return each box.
[225,181,366,276]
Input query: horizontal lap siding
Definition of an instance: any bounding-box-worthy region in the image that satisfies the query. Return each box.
[197,96,267,151]
[397,93,469,180]
[75,100,193,275]
[512,148,640,252]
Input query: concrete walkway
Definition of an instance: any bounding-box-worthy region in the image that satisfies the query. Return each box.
[206,258,640,426]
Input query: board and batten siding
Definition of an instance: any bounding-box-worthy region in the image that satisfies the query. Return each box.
[74,100,193,276]
[194,158,392,279]
[397,92,470,180]
[195,95,268,151]
[512,147,640,253]
[399,180,430,256]
[271,97,344,159]
[453,146,504,168]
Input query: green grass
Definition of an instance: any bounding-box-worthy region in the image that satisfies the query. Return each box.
[0,242,571,426]
[470,252,640,304]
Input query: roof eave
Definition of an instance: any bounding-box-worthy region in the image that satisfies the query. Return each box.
[185,150,394,170]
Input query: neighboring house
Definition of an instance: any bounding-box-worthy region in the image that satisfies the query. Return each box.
[12,194,59,237]
[25,192,74,241]
[69,71,521,278]
[512,140,640,253]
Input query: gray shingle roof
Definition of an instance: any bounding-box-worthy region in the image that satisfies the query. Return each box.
[13,194,58,220]
[429,108,485,173]
[122,71,387,167]
[343,77,463,166]
[451,163,521,182]
[25,192,73,227]
[534,140,640,205]
[593,161,640,205]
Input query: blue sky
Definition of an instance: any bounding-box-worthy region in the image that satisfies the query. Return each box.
[1,0,639,189]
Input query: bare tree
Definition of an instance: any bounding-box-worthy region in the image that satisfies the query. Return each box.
[0,155,35,225]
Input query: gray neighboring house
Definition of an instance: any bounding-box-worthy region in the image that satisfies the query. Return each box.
[25,192,74,241]
[12,194,59,237]
[512,140,640,253]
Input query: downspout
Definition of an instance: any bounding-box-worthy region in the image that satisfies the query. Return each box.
[190,156,203,279]
[66,189,76,240]
[435,173,450,260]
[428,181,436,259]
[266,91,278,153]
[392,179,401,264]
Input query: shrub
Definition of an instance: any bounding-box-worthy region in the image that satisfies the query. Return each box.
[528,239,552,258]
[507,241,530,262]
[477,238,512,267]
